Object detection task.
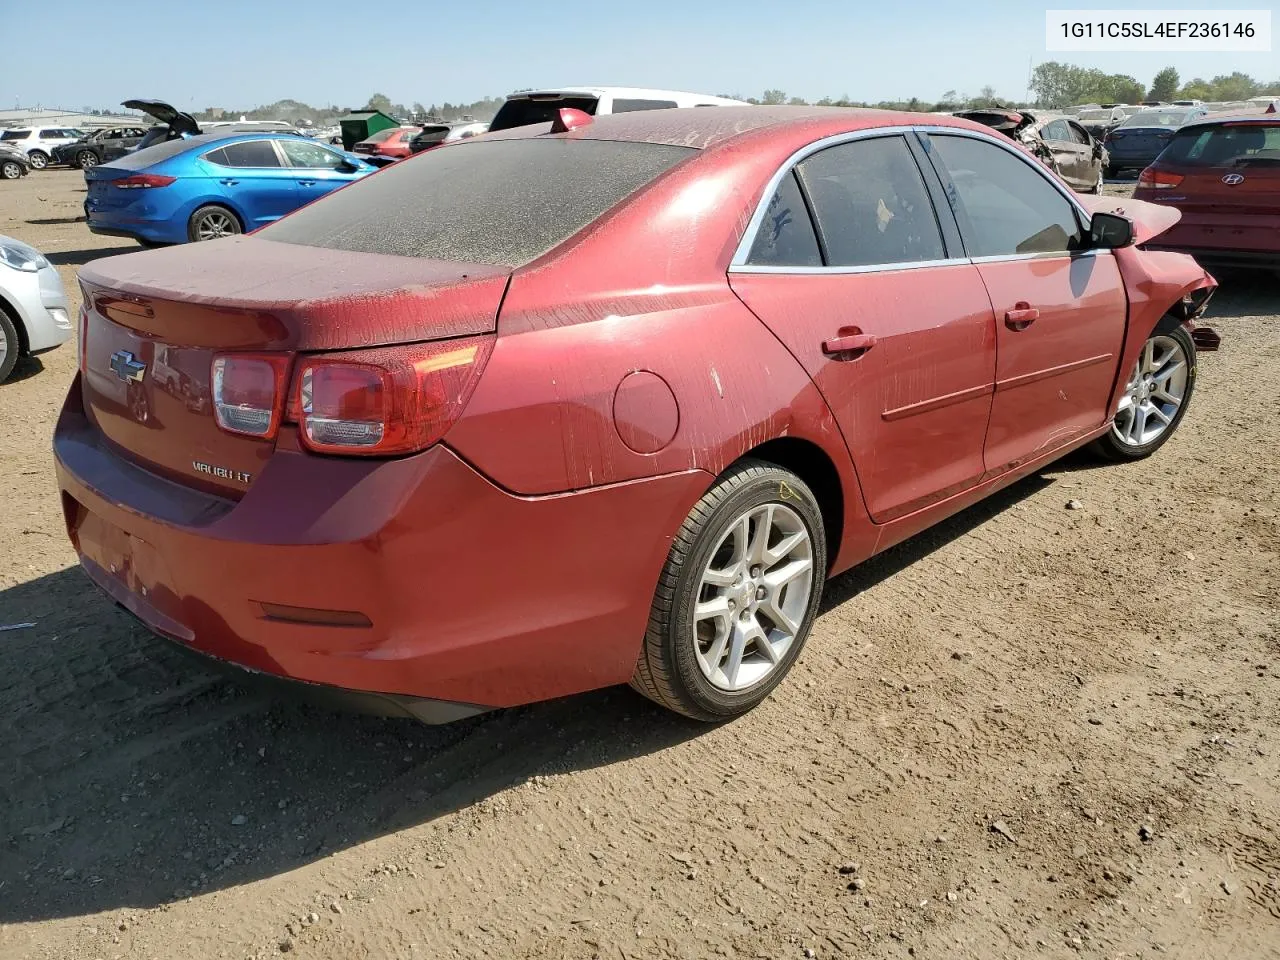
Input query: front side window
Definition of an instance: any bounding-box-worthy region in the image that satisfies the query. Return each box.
[930,134,1083,257]
[279,139,347,170]
[746,171,821,267]
[1067,122,1091,145]
[205,140,282,168]
[794,136,945,267]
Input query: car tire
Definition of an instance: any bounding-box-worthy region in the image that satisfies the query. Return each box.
[630,459,827,722]
[0,160,23,180]
[77,150,99,169]
[1090,320,1196,462]
[0,309,21,384]
[187,205,242,242]
[27,151,49,170]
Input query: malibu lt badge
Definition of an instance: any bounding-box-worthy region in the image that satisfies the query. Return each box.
[193,461,252,484]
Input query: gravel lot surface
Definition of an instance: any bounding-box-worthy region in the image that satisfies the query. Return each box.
[1,169,1278,960]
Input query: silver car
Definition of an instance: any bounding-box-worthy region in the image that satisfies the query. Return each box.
[0,236,73,382]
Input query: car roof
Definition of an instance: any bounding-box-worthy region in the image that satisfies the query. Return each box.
[503,86,748,105]
[480,104,996,154]
[1180,111,1280,129]
[175,131,331,149]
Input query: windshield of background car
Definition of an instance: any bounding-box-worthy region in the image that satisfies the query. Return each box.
[1078,110,1113,124]
[1161,123,1280,166]
[259,137,695,266]
[362,128,403,144]
[1119,110,1192,128]
[488,96,600,131]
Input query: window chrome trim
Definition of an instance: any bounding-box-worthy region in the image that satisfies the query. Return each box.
[731,124,1095,271]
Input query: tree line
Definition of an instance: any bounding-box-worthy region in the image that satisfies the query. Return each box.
[1029,63,1280,109]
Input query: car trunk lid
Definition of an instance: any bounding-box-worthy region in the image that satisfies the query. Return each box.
[77,237,510,497]
[122,99,201,137]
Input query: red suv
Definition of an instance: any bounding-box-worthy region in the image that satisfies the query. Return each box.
[1135,113,1280,269]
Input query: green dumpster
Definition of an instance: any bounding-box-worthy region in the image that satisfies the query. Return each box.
[339,111,398,152]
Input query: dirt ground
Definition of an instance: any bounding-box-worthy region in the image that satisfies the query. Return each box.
[1,169,1278,960]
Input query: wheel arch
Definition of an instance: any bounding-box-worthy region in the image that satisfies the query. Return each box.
[0,291,31,356]
[732,436,845,574]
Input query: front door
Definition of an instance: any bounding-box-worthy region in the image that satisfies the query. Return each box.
[926,133,1128,476]
[277,139,366,207]
[728,134,997,523]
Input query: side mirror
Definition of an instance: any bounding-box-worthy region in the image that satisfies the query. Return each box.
[336,159,359,173]
[1089,212,1134,249]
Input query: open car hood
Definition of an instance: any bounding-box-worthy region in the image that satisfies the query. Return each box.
[1077,195,1181,246]
[122,99,200,136]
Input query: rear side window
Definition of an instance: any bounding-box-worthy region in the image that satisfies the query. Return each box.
[1067,122,1091,145]
[1,130,30,141]
[488,96,600,131]
[1042,120,1070,141]
[612,99,679,113]
[931,135,1082,256]
[795,136,945,267]
[259,138,694,266]
[205,140,281,168]
[1161,124,1280,166]
[747,171,821,267]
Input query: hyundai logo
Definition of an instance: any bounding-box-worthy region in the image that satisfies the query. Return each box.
[109,350,146,383]
[1221,173,1245,185]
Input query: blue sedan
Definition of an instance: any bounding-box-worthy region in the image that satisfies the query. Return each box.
[85,133,376,245]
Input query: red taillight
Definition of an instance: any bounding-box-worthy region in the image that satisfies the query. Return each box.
[1137,168,1183,189]
[211,354,290,438]
[291,337,493,456]
[113,174,176,189]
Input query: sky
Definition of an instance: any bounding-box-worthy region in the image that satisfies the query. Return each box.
[5,0,1277,112]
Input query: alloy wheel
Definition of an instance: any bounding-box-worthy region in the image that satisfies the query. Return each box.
[0,162,20,180]
[692,502,815,692]
[28,152,48,169]
[195,212,238,241]
[1112,335,1188,447]
[79,152,98,169]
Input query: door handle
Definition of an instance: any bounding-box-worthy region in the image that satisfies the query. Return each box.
[297,180,316,186]
[1004,303,1040,331]
[219,178,239,187]
[822,331,877,359]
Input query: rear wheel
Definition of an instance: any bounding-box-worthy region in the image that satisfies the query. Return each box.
[0,161,22,180]
[76,150,99,169]
[27,150,48,170]
[0,310,21,383]
[1091,322,1195,462]
[630,460,826,721]
[187,205,242,242]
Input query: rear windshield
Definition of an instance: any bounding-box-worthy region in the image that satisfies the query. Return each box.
[259,137,695,266]
[1119,110,1192,129]
[110,135,195,169]
[488,96,600,132]
[1162,124,1280,166]
[362,128,403,143]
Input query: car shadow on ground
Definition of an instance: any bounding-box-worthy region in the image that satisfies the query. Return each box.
[44,246,134,267]
[1,354,46,384]
[0,467,1064,924]
[1197,269,1280,319]
[25,216,87,226]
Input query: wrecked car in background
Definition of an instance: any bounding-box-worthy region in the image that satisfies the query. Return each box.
[954,109,1107,193]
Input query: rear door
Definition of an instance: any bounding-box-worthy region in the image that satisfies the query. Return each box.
[729,134,997,523]
[199,140,298,229]
[277,139,366,206]
[925,133,1127,476]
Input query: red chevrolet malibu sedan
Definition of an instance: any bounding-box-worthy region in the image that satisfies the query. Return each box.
[55,107,1216,724]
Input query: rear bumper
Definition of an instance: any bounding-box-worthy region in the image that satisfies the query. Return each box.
[54,376,709,711]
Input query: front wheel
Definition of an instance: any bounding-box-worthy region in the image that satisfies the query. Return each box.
[1091,323,1196,461]
[0,309,19,382]
[76,150,99,169]
[187,205,242,242]
[27,151,49,170]
[0,160,22,180]
[630,460,827,721]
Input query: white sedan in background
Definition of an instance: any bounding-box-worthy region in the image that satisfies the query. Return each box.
[0,236,73,382]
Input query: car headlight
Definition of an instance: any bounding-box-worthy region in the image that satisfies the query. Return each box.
[0,237,50,273]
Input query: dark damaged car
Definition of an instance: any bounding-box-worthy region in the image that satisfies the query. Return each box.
[955,109,1107,193]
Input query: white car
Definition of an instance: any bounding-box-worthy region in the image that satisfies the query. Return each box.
[488,87,748,131]
[0,236,73,382]
[0,127,86,170]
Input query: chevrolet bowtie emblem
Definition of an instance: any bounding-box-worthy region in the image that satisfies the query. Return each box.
[109,350,146,383]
